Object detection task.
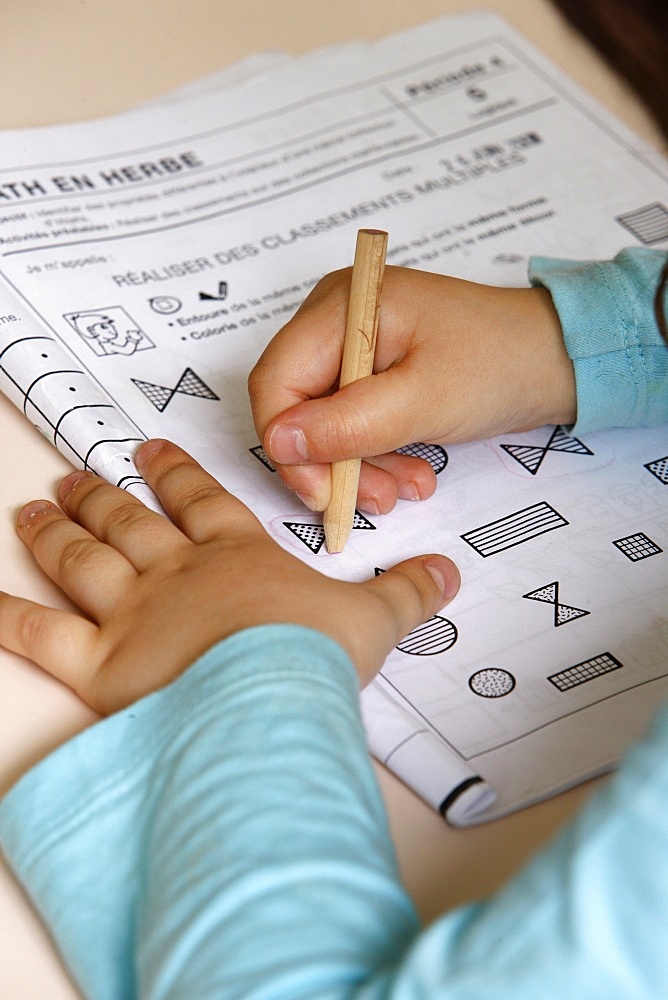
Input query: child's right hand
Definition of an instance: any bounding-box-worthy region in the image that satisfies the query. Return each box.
[249,266,576,514]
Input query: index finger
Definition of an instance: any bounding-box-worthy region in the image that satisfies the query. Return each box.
[135,439,261,544]
[248,269,350,442]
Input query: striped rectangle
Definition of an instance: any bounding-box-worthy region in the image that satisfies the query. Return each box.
[461,501,568,557]
[616,203,668,245]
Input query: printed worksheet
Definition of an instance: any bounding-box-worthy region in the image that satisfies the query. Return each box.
[1,12,666,823]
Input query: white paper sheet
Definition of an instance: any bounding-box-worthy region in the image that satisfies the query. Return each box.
[1,12,666,823]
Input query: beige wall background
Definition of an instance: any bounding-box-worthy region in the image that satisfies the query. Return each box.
[0,0,662,146]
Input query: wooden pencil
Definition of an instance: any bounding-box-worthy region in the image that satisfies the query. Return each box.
[323,228,388,553]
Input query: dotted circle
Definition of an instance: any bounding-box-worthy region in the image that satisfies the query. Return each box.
[469,668,515,698]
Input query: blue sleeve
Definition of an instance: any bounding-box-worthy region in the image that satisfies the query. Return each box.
[1,624,668,1000]
[529,248,668,433]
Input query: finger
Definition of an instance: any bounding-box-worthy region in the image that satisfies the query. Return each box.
[364,453,437,504]
[274,461,332,512]
[263,363,431,469]
[347,554,460,686]
[363,554,461,665]
[248,269,350,441]
[275,451,437,514]
[135,439,261,543]
[276,457,401,515]
[15,500,138,618]
[0,591,98,697]
[57,471,185,571]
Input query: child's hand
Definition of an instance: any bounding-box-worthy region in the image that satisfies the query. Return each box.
[0,440,459,714]
[249,266,576,514]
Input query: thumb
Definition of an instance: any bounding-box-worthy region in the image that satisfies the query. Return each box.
[265,367,424,468]
[352,554,461,686]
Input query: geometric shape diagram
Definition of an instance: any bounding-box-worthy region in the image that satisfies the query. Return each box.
[547,651,623,692]
[352,509,376,531]
[469,668,516,698]
[612,532,663,561]
[523,580,590,627]
[396,441,448,474]
[461,501,568,557]
[64,305,154,356]
[616,203,668,245]
[132,367,219,412]
[644,455,668,485]
[284,521,325,554]
[149,295,182,314]
[500,425,593,475]
[396,615,458,655]
[285,509,375,553]
[249,443,276,472]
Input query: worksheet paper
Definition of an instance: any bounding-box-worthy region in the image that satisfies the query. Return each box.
[1,12,666,824]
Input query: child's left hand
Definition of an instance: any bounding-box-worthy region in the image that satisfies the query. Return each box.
[0,440,459,714]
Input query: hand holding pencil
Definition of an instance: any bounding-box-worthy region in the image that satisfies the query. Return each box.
[249,237,575,524]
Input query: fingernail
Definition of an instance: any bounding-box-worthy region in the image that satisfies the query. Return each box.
[267,424,309,464]
[295,490,320,512]
[424,557,461,603]
[357,497,381,516]
[135,439,167,468]
[398,481,420,501]
[17,500,51,528]
[58,470,90,502]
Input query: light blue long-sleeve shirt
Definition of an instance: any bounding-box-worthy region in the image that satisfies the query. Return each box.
[0,248,666,999]
[530,248,668,432]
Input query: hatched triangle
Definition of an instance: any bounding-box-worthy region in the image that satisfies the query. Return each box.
[547,426,593,455]
[175,367,219,400]
[500,444,547,474]
[132,378,174,412]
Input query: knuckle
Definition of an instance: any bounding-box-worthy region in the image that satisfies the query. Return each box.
[103,499,147,533]
[172,482,222,522]
[324,400,371,459]
[56,536,101,577]
[247,355,270,395]
[16,604,50,650]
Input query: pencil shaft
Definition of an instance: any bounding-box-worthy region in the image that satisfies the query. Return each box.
[324,229,388,553]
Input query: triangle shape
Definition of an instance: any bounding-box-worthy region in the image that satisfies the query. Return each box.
[500,444,547,474]
[352,510,376,531]
[131,378,173,412]
[175,367,219,400]
[284,521,326,554]
[523,581,558,605]
[547,426,593,455]
[249,444,276,472]
[555,603,590,626]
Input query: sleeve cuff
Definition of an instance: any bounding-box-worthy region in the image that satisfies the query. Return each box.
[529,248,668,433]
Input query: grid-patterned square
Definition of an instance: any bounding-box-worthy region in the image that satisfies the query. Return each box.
[612,532,663,561]
[616,203,668,244]
[548,652,623,691]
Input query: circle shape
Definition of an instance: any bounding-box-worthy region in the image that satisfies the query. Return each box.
[149,295,182,314]
[397,615,457,655]
[469,668,515,698]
